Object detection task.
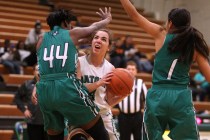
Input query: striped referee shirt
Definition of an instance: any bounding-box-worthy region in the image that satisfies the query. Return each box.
[118,78,147,114]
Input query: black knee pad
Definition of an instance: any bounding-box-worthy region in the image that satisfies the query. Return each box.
[85,117,109,140]
[48,131,64,140]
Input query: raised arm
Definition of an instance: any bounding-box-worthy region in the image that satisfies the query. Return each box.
[70,7,112,45]
[120,0,164,39]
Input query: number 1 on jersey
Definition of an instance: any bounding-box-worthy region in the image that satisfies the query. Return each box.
[43,43,68,68]
[167,59,178,80]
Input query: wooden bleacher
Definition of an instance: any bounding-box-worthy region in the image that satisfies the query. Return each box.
[0,94,14,105]
[0,130,14,140]
[0,0,208,139]
[2,74,34,86]
[0,64,34,75]
[0,105,23,117]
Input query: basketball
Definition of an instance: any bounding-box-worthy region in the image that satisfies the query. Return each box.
[107,68,134,96]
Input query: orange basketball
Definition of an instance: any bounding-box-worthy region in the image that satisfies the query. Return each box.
[107,68,134,96]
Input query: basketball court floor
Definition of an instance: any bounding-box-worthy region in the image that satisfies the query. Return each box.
[162,131,210,140]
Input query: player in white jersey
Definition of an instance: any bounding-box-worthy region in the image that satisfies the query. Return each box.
[77,29,126,140]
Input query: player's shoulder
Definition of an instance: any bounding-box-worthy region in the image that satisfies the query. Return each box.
[78,55,86,61]
[78,55,88,66]
[104,59,114,67]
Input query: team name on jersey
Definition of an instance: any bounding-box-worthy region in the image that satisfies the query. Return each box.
[81,75,100,83]
[81,75,105,88]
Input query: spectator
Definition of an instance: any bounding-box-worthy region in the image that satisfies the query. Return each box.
[25,20,44,48]
[16,40,30,61]
[1,43,21,74]
[14,65,48,140]
[15,40,31,68]
[39,0,55,11]
[193,71,210,101]
[117,61,147,140]
[121,35,153,72]
[136,52,153,73]
[121,36,140,70]
[110,37,126,68]
[0,39,10,58]
[24,20,44,66]
[189,76,201,101]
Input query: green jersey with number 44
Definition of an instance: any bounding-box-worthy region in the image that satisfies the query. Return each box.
[37,26,78,75]
[152,34,191,86]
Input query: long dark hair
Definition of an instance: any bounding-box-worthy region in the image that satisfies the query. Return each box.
[46,9,77,30]
[168,8,209,64]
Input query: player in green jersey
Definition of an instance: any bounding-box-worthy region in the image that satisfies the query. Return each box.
[36,8,112,140]
[120,0,210,139]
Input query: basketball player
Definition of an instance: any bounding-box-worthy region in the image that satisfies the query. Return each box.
[36,8,112,140]
[77,29,126,140]
[120,0,210,139]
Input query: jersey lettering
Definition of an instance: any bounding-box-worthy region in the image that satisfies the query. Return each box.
[43,43,68,68]
[81,75,105,88]
[81,75,100,83]
[43,45,54,68]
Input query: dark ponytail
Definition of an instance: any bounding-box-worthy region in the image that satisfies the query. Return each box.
[168,8,209,64]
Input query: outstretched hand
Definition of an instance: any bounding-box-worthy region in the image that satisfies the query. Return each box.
[96,7,112,21]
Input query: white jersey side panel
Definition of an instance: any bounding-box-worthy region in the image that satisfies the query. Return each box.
[79,55,114,110]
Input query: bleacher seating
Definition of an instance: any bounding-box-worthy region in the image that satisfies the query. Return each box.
[0,0,209,139]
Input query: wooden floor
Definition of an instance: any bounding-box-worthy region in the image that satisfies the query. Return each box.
[162,131,210,140]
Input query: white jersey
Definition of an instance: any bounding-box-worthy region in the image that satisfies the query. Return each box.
[79,55,114,110]
[79,55,119,140]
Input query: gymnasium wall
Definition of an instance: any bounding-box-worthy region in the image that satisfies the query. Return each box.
[132,0,210,45]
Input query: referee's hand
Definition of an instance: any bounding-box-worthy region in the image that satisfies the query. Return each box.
[31,87,38,105]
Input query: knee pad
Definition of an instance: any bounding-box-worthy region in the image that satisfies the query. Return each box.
[47,130,64,140]
[85,117,109,140]
[68,128,93,140]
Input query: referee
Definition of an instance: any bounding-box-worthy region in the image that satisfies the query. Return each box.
[117,61,147,140]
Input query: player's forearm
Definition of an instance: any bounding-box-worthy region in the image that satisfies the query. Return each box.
[84,81,102,93]
[106,95,125,107]
[120,0,140,20]
[90,18,111,31]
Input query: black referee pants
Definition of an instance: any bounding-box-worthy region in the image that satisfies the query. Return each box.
[118,112,143,140]
[27,123,48,140]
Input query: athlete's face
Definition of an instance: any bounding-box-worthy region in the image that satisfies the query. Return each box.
[91,31,110,56]
[126,65,137,77]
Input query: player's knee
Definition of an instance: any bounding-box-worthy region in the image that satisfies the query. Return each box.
[70,133,89,140]
[47,130,64,140]
[47,129,63,135]
[68,128,90,140]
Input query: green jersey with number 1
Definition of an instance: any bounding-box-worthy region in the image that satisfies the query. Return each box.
[37,26,78,75]
[152,34,190,87]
